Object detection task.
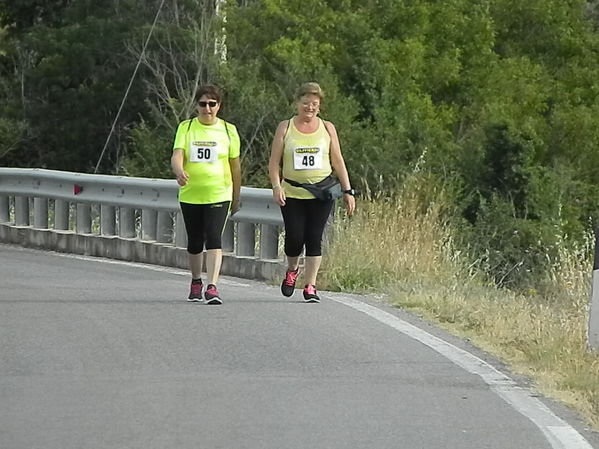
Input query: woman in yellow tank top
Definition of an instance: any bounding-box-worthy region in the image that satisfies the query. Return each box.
[269,82,355,302]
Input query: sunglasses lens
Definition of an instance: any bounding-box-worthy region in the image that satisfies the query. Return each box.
[199,101,218,108]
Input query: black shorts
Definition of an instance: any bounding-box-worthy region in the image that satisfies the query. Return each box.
[180,201,230,254]
[280,198,333,257]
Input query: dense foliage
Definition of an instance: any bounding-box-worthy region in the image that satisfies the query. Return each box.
[2,0,599,288]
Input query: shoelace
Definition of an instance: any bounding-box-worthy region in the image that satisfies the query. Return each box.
[284,270,298,286]
[206,286,219,296]
[190,283,202,295]
[304,285,316,295]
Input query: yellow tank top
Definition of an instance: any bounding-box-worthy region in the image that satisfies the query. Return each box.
[282,117,332,199]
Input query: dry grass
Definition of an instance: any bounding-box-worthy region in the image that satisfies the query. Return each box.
[319,181,599,429]
[321,180,454,292]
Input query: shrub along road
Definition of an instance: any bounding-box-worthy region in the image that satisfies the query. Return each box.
[1,245,597,449]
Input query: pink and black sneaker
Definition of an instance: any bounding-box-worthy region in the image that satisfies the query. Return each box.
[204,284,222,305]
[303,284,320,303]
[187,279,203,302]
[281,268,299,297]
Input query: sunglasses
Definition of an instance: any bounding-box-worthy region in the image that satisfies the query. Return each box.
[198,100,218,108]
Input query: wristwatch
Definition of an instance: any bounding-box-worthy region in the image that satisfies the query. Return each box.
[343,189,356,196]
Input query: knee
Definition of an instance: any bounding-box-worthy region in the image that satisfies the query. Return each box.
[284,237,304,257]
[187,240,204,254]
[204,234,222,250]
[305,241,322,257]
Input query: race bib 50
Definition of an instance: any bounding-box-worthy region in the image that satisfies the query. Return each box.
[190,141,219,163]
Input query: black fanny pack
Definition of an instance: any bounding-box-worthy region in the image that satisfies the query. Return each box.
[285,175,343,201]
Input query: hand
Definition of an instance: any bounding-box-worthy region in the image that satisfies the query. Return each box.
[272,185,286,206]
[175,169,189,186]
[343,193,356,216]
[231,198,240,215]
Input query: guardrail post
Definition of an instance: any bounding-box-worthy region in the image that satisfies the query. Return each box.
[237,222,255,257]
[76,203,91,234]
[589,227,599,350]
[54,200,70,230]
[222,220,234,252]
[15,196,29,226]
[0,169,286,281]
[175,211,187,248]
[260,224,279,260]
[119,207,136,238]
[156,211,172,243]
[33,198,48,229]
[100,205,116,236]
[0,196,9,223]
[141,209,157,241]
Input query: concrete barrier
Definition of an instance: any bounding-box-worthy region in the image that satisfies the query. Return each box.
[0,168,285,282]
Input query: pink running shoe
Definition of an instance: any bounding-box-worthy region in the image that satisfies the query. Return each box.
[187,279,203,302]
[303,284,320,303]
[204,284,222,305]
[281,268,299,297]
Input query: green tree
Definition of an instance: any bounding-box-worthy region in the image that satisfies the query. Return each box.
[3,0,599,288]
[0,0,166,172]
[120,0,224,179]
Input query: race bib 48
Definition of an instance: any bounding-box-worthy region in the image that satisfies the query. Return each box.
[293,147,323,170]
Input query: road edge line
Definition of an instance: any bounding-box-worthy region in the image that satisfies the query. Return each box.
[331,294,594,449]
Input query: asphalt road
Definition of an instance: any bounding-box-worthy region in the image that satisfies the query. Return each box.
[1,244,597,449]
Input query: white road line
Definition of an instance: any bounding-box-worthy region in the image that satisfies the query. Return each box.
[38,251,252,286]
[6,245,593,447]
[331,294,594,449]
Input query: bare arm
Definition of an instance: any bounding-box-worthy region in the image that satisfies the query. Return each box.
[325,121,351,190]
[229,157,241,214]
[325,121,355,215]
[268,120,289,206]
[171,149,188,186]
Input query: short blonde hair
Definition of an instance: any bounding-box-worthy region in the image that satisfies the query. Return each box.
[295,82,324,101]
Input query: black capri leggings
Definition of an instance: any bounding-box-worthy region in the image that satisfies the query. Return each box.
[180,201,230,254]
[280,198,334,257]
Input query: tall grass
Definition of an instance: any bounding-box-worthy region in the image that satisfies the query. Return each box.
[321,176,455,292]
[320,176,599,429]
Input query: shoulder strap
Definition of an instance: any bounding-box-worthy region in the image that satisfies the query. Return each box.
[321,118,332,137]
[186,118,232,146]
[283,119,291,138]
[186,118,194,133]
[222,119,231,145]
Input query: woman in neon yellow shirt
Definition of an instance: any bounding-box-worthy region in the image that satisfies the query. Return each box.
[269,82,355,302]
[171,85,241,304]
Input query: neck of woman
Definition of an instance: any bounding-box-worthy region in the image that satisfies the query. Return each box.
[198,116,218,126]
[294,116,319,131]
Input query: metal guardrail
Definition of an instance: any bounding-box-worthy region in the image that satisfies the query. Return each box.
[5,168,595,349]
[0,167,282,223]
[0,167,283,261]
